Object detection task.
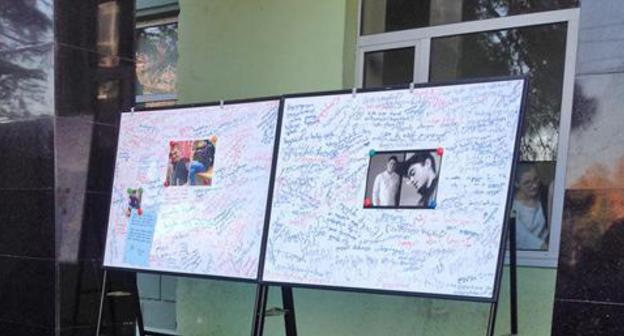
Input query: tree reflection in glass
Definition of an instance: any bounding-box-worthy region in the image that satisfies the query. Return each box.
[135,22,178,96]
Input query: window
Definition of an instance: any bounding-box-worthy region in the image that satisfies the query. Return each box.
[363,47,415,87]
[357,7,580,267]
[135,17,178,107]
[360,0,578,35]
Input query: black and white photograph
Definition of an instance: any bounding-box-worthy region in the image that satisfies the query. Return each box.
[364,149,442,209]
[398,150,441,208]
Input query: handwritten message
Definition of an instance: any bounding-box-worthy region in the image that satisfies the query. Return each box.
[124,208,158,266]
[262,80,524,299]
[104,100,280,279]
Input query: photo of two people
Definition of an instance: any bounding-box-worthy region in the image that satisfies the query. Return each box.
[364,149,442,209]
[165,137,217,186]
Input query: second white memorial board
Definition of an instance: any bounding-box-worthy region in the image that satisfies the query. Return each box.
[262,79,525,299]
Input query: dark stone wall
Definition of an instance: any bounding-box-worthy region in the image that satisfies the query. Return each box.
[552,0,624,335]
[0,0,137,335]
[0,1,55,334]
[54,0,137,335]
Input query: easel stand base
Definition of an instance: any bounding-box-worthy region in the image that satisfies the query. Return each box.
[486,217,519,336]
[252,285,297,336]
[95,269,146,336]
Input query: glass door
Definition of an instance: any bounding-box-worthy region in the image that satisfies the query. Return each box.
[356,8,580,266]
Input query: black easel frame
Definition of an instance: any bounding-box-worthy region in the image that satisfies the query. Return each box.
[253,77,527,336]
[95,269,146,336]
[251,285,298,336]
[486,217,519,336]
[98,77,526,336]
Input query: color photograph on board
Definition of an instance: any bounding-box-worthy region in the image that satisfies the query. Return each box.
[165,138,217,187]
[103,100,280,280]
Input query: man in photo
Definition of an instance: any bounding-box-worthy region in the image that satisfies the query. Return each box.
[399,151,439,207]
[189,139,215,185]
[169,143,189,185]
[372,156,401,206]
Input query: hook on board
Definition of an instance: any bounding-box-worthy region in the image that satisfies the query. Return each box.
[409,82,415,93]
[351,88,357,98]
[220,100,224,109]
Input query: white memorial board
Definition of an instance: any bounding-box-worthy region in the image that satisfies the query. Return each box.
[104,100,279,279]
[262,80,525,299]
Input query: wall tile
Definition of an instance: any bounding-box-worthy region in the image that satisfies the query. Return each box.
[78,193,112,260]
[57,189,113,262]
[59,261,103,328]
[552,300,624,335]
[55,45,133,125]
[85,125,118,193]
[55,0,135,61]
[0,256,54,328]
[137,273,161,300]
[59,326,96,336]
[0,1,53,51]
[556,189,624,303]
[567,74,624,189]
[0,320,52,336]
[0,190,54,258]
[161,275,177,301]
[55,0,97,52]
[55,45,98,117]
[0,43,54,122]
[0,117,54,189]
[576,0,624,75]
[141,299,176,331]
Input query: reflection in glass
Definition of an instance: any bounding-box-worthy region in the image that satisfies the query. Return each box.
[363,47,414,88]
[0,0,53,49]
[97,1,120,67]
[0,1,54,121]
[361,0,578,35]
[135,22,178,95]
[97,80,120,101]
[512,161,555,251]
[430,23,567,161]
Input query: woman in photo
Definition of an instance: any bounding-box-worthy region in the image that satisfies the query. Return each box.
[512,164,551,250]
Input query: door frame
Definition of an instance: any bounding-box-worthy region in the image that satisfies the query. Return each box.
[355,7,581,267]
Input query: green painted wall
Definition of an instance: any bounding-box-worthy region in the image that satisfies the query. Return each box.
[175,1,557,335]
[177,0,356,103]
[176,268,556,336]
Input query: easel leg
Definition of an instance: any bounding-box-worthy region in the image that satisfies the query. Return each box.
[485,301,498,336]
[509,217,518,335]
[132,273,146,336]
[281,286,297,336]
[251,284,269,336]
[95,270,108,336]
[486,217,519,336]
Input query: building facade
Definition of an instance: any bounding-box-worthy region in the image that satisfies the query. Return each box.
[0,0,623,335]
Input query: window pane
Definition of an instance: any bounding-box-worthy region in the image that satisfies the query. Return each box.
[363,47,414,88]
[361,0,430,35]
[430,23,567,251]
[430,23,566,161]
[136,22,178,95]
[361,0,578,35]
